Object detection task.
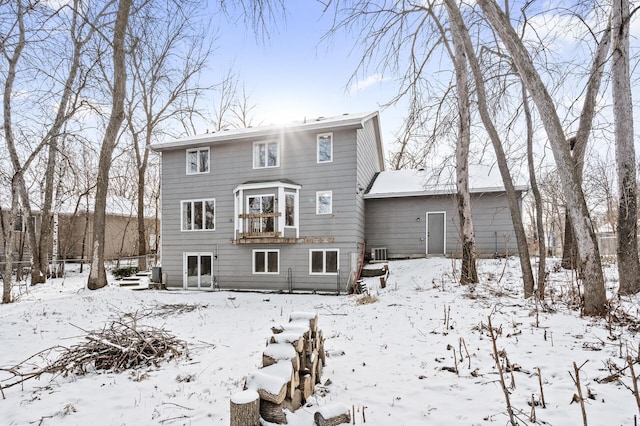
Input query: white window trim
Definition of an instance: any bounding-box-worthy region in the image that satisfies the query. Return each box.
[316,190,333,215]
[186,147,210,175]
[317,132,333,163]
[309,249,340,275]
[181,198,216,231]
[252,249,280,274]
[253,139,280,169]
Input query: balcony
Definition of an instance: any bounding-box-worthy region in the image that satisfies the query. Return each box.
[237,212,282,238]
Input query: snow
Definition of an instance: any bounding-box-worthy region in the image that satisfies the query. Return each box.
[1,258,638,425]
[263,343,297,360]
[230,389,258,404]
[366,165,528,198]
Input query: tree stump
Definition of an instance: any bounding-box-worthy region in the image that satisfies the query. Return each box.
[230,390,260,426]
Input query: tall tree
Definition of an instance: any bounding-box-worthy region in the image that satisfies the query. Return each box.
[124,0,211,272]
[611,0,640,295]
[561,23,611,271]
[444,0,534,297]
[476,0,607,315]
[87,0,132,290]
[442,1,478,284]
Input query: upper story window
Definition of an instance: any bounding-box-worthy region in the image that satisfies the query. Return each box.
[316,191,332,215]
[317,133,333,163]
[186,147,209,174]
[182,199,215,231]
[253,140,279,168]
[285,193,296,227]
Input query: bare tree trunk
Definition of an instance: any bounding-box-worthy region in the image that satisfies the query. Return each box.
[522,84,546,297]
[562,24,611,271]
[445,0,534,297]
[87,0,132,290]
[611,0,640,295]
[477,0,606,315]
[444,0,477,284]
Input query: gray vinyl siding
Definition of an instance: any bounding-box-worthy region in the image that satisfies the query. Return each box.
[355,117,384,242]
[364,192,520,259]
[159,120,378,292]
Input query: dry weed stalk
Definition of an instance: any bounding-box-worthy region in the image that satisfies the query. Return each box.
[569,361,589,426]
[488,315,517,426]
[628,356,640,418]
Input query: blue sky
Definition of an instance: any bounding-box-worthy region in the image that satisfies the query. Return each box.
[210,2,406,153]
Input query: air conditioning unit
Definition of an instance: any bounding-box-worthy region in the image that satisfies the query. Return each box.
[372,247,388,261]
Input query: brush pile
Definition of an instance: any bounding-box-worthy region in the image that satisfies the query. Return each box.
[0,313,187,392]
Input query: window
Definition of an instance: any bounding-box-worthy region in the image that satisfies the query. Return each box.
[253,249,279,274]
[181,199,215,231]
[253,140,279,168]
[285,193,296,227]
[317,133,333,163]
[186,147,209,174]
[248,195,275,232]
[310,249,339,274]
[316,191,332,215]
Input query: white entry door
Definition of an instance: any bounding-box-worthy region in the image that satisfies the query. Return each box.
[426,212,446,256]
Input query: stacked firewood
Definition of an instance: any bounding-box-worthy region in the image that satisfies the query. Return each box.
[231,311,329,425]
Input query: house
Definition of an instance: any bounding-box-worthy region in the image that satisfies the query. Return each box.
[152,112,384,292]
[363,169,527,260]
[0,196,159,265]
[152,111,525,292]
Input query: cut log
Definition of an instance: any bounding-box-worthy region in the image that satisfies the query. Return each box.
[300,373,314,400]
[282,388,303,413]
[263,343,300,371]
[246,362,293,404]
[270,333,304,353]
[314,405,351,426]
[230,390,260,426]
[289,312,318,333]
[260,399,288,425]
[315,357,324,384]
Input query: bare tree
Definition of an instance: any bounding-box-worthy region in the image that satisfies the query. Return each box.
[522,84,546,297]
[476,0,606,315]
[611,0,640,295]
[124,0,211,272]
[561,22,611,271]
[442,1,478,284]
[87,0,133,290]
[444,0,534,297]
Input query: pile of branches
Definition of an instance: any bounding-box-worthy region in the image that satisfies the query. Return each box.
[0,314,187,393]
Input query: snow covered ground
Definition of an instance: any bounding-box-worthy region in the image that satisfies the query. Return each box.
[1,257,638,425]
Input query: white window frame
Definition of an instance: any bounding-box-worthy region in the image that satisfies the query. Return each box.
[181,199,216,231]
[316,191,333,215]
[253,140,280,169]
[317,132,333,163]
[186,147,210,175]
[252,249,280,274]
[247,193,276,233]
[309,249,340,275]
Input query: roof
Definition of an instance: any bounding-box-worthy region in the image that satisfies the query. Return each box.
[364,167,529,199]
[152,111,381,151]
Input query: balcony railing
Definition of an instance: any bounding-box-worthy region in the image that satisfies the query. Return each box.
[238,212,282,238]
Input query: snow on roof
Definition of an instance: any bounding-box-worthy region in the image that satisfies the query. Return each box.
[151,111,380,151]
[365,165,528,199]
